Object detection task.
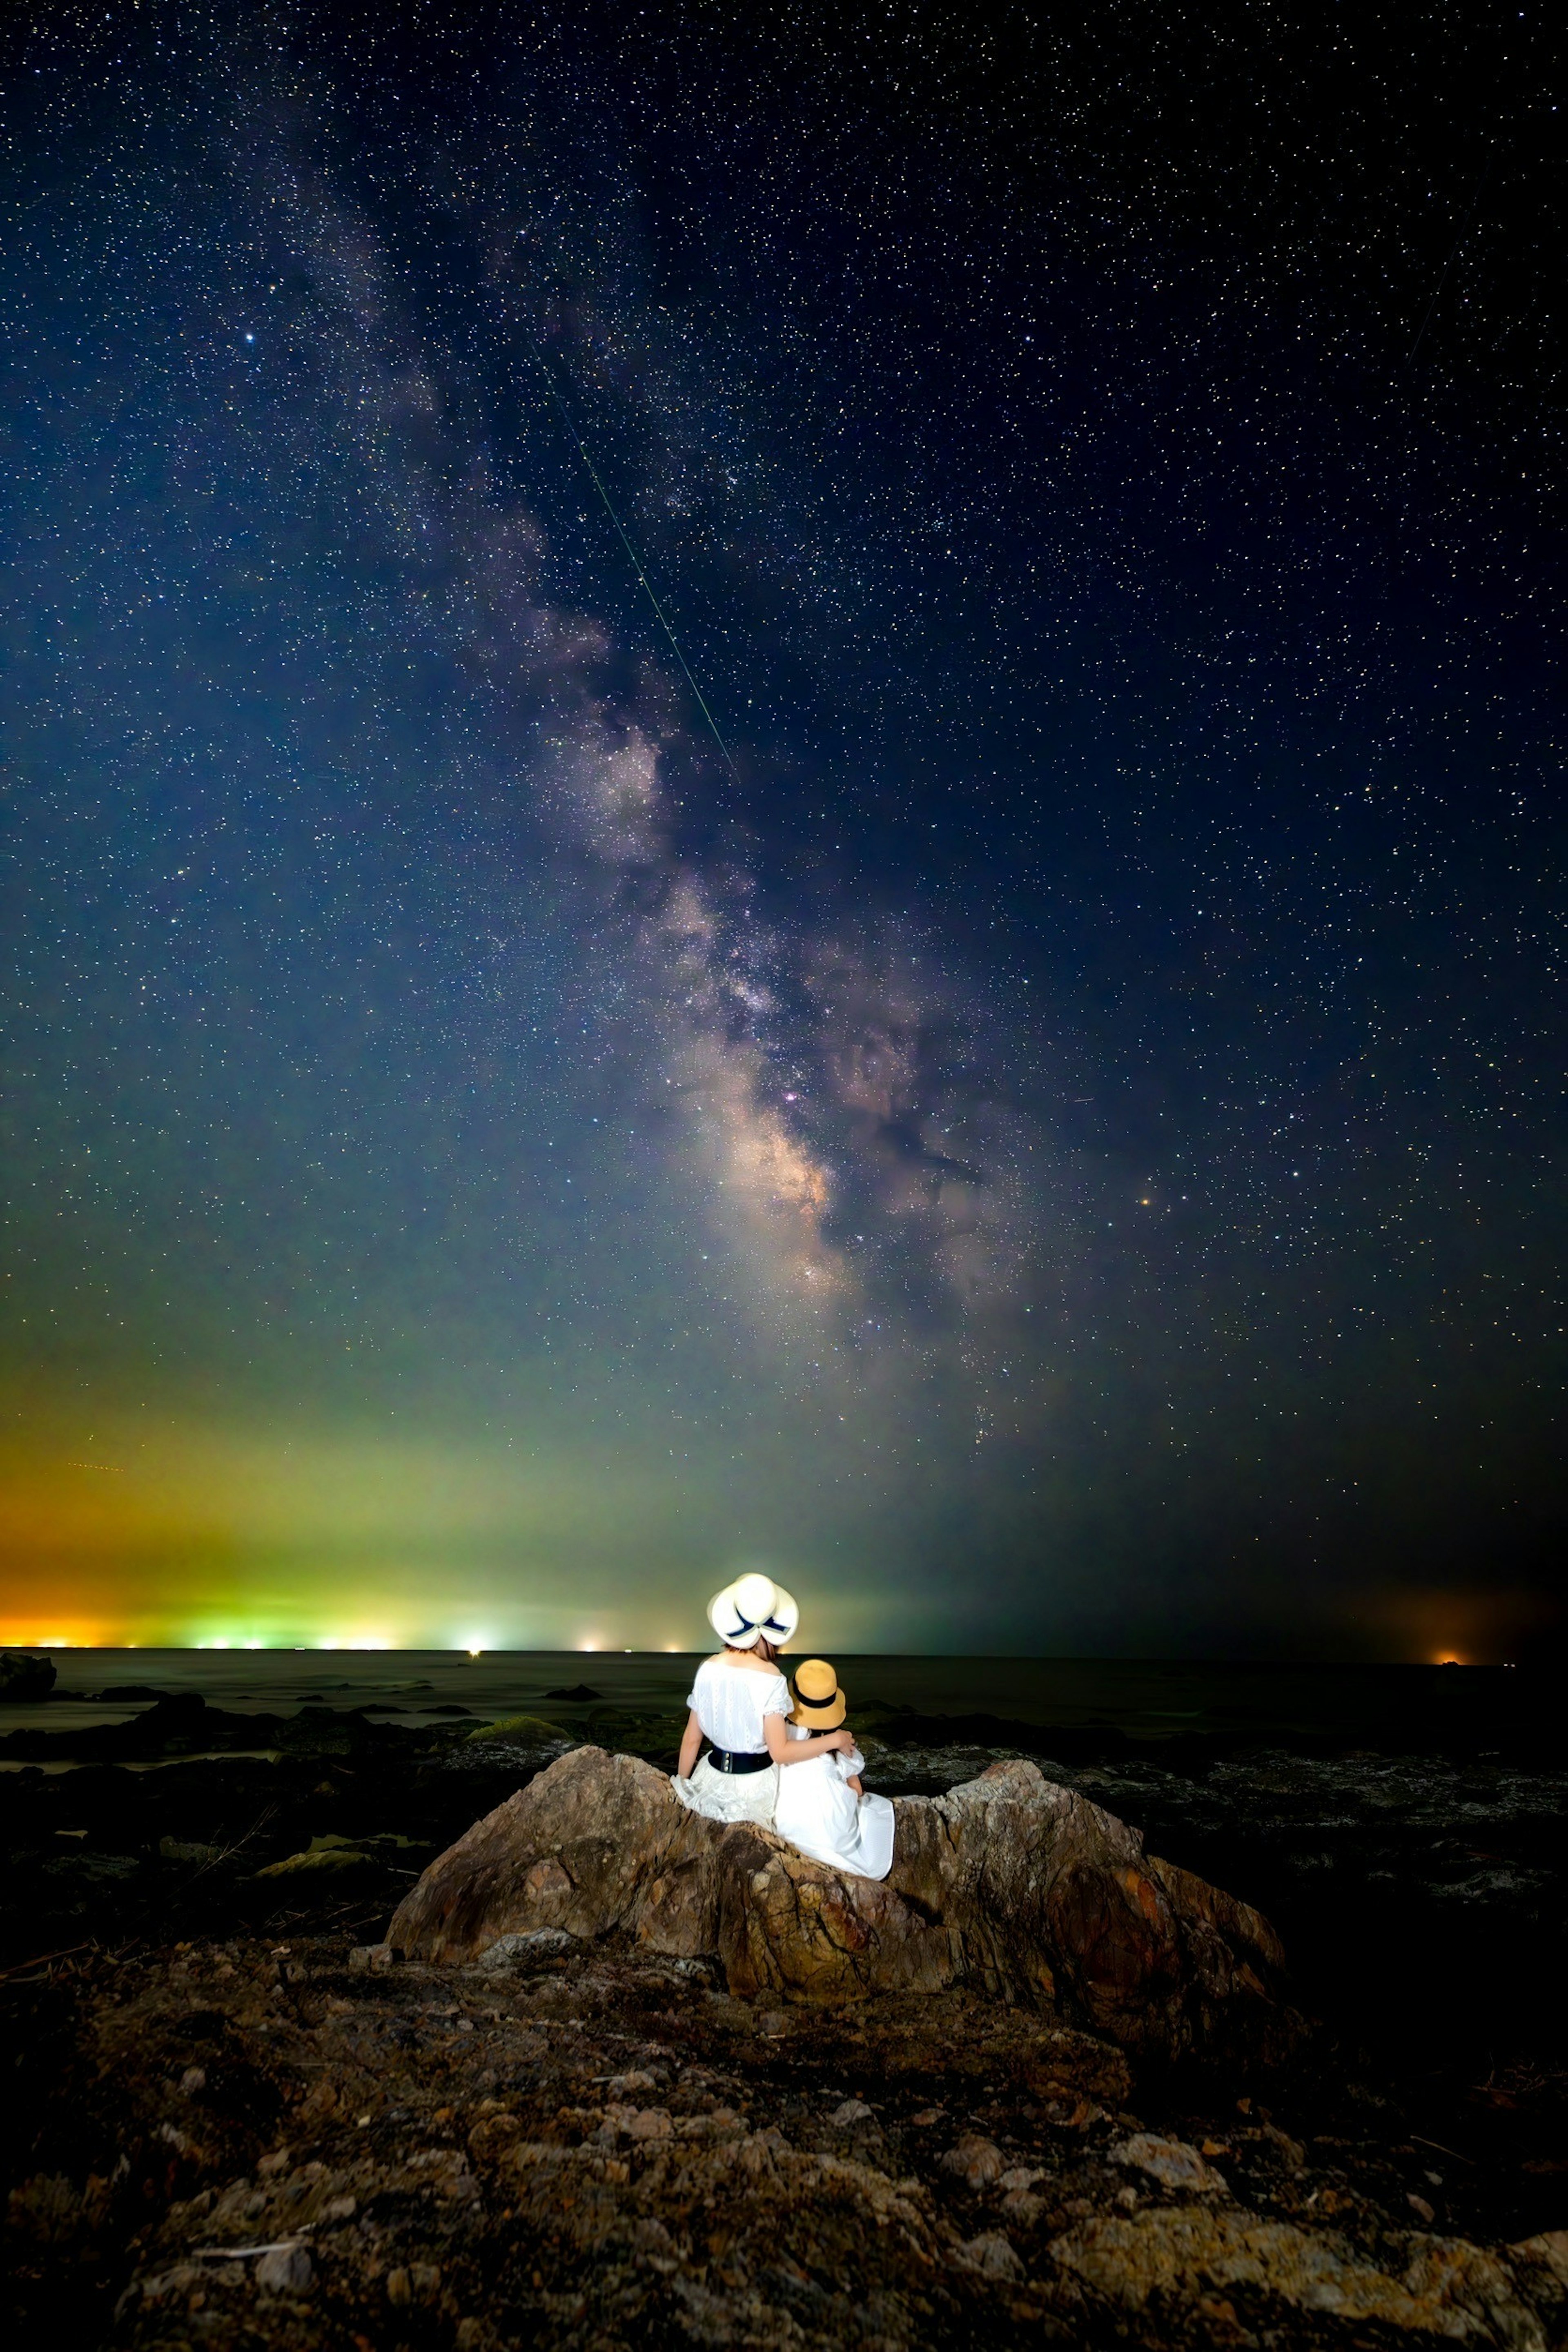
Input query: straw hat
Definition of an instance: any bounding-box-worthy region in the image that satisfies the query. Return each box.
[707,1571,800,1650]
[789,1657,846,1730]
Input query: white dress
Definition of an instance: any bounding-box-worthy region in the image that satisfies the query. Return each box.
[670,1653,790,1826]
[772,1723,896,1880]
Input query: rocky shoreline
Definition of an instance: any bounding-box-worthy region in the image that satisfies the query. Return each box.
[385,1749,1302,2074]
[4,1683,1568,2346]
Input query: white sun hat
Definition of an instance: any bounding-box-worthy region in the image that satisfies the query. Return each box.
[707,1571,800,1650]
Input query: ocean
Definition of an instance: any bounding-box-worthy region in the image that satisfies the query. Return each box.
[2,1648,1550,1764]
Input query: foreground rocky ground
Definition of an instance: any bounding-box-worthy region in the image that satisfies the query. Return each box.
[9,1919,1568,2351]
[4,1690,1568,2347]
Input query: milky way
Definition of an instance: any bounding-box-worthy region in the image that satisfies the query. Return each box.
[0,2,1559,1657]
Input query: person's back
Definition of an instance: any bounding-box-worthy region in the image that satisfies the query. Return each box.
[688,1649,790,1757]
[771,1659,894,1881]
[672,1573,855,1827]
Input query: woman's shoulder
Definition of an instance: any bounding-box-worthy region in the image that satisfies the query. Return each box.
[694,1650,787,1693]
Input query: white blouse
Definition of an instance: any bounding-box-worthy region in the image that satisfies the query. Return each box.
[688,1653,791,1754]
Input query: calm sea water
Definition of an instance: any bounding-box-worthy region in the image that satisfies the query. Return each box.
[0,1650,1547,1756]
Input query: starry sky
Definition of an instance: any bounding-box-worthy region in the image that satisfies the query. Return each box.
[1,0,1561,1658]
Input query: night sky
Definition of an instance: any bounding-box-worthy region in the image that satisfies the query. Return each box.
[1,1,1561,1657]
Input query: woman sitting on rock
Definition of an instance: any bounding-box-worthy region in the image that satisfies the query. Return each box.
[672,1574,856,1825]
[773,1658,895,1880]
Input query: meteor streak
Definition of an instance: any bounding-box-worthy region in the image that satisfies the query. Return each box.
[530,344,742,782]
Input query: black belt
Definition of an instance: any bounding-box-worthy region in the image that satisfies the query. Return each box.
[707,1747,771,1775]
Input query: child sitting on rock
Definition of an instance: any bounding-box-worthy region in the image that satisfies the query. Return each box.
[771,1659,895,1881]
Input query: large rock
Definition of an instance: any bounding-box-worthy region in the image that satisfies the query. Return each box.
[387,1748,1298,2065]
[0,1650,56,1702]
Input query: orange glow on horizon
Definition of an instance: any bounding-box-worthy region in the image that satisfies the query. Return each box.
[0,1413,713,1650]
[0,1619,116,1649]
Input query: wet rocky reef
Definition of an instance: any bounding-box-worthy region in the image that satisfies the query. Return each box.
[4,1684,1567,2348]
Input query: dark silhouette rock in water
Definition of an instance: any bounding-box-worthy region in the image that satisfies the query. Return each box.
[388,1748,1298,2065]
[544,1682,602,1700]
[0,1650,56,1702]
